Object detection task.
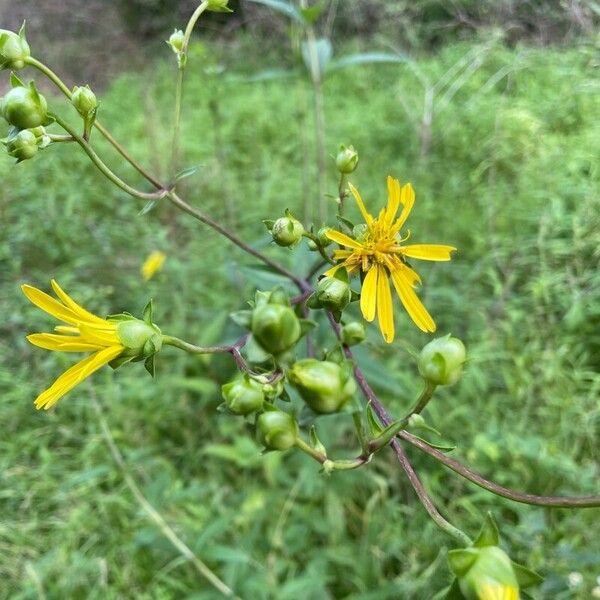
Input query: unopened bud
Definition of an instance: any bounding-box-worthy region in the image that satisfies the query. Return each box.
[313,277,351,312]
[335,144,358,174]
[1,82,48,130]
[71,85,97,118]
[270,214,304,247]
[167,29,185,53]
[251,303,301,355]
[5,128,37,162]
[0,25,30,70]
[114,317,162,359]
[221,376,265,415]
[207,0,233,12]
[341,321,366,346]
[257,410,298,450]
[418,334,466,386]
[288,359,356,414]
[449,546,519,600]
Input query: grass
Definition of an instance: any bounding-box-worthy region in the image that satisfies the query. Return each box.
[1,30,599,599]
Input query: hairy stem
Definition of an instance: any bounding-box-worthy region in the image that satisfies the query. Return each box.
[162,335,233,355]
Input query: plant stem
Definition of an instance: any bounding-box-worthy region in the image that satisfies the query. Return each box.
[25,56,165,190]
[170,1,209,179]
[162,335,232,355]
[295,437,327,463]
[51,113,167,201]
[399,431,600,508]
[167,191,311,292]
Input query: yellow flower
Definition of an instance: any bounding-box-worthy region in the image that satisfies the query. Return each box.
[22,280,125,410]
[478,583,520,600]
[324,176,456,343]
[141,250,166,281]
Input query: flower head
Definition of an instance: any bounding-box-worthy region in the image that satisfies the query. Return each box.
[141,250,166,281]
[22,280,125,410]
[324,176,456,343]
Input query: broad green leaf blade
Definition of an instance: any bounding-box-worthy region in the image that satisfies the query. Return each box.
[246,0,304,23]
[302,38,333,75]
[327,52,409,73]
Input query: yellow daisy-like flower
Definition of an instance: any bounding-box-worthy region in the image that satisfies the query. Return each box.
[324,176,456,343]
[22,280,125,410]
[478,583,520,600]
[141,250,166,281]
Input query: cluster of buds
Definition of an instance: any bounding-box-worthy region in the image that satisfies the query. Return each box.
[0,73,51,163]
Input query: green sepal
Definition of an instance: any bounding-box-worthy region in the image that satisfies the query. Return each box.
[349,289,360,302]
[262,219,275,231]
[336,214,355,233]
[411,434,456,452]
[244,334,272,364]
[324,345,344,364]
[309,426,327,456]
[106,311,134,322]
[299,318,317,336]
[366,403,384,436]
[216,402,228,414]
[330,309,342,322]
[19,21,27,40]
[447,548,479,577]
[230,309,252,328]
[254,289,272,308]
[306,293,321,309]
[108,354,135,370]
[144,355,156,377]
[473,512,500,548]
[10,71,25,88]
[332,267,349,283]
[369,418,407,453]
[352,412,368,454]
[143,299,154,324]
[512,561,543,588]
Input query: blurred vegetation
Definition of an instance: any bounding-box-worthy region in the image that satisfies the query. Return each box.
[1,1,600,599]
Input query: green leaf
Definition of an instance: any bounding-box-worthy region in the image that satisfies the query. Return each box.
[233,68,298,83]
[175,164,201,181]
[366,403,384,436]
[473,512,500,548]
[411,434,456,452]
[300,2,325,23]
[512,561,544,588]
[336,214,355,232]
[447,548,479,577]
[246,0,303,23]
[301,38,333,75]
[327,51,409,73]
[244,335,272,364]
[142,299,154,324]
[230,310,252,328]
[138,199,159,216]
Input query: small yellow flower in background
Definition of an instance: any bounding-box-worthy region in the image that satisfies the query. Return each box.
[22,280,125,410]
[141,250,166,281]
[324,176,456,343]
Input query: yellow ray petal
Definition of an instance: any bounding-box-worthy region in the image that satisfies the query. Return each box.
[385,176,401,225]
[390,257,421,286]
[376,264,394,343]
[22,284,80,325]
[395,183,415,230]
[54,326,79,334]
[325,228,363,249]
[322,263,345,278]
[348,183,373,225]
[27,333,105,353]
[34,345,124,410]
[400,244,456,261]
[50,280,108,326]
[478,584,520,600]
[360,266,378,322]
[78,323,120,346]
[390,268,435,332]
[332,249,353,260]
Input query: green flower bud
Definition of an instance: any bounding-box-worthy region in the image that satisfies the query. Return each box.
[251,303,301,355]
[449,546,520,600]
[5,129,37,162]
[221,376,265,415]
[288,359,356,414]
[167,29,185,54]
[71,85,97,118]
[207,0,233,12]
[114,317,162,358]
[335,144,358,174]
[257,410,298,450]
[341,321,366,346]
[316,227,333,247]
[262,378,285,401]
[418,334,466,386]
[314,277,351,312]
[28,126,50,146]
[271,215,304,247]
[1,83,48,130]
[0,26,30,70]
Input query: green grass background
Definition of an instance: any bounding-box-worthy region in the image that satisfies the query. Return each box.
[0,27,599,600]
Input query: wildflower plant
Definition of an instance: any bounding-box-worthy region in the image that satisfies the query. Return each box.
[4,4,599,598]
